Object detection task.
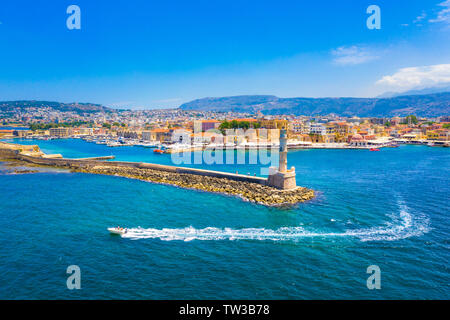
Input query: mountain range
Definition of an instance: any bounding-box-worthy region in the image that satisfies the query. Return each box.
[179,92,450,117]
[377,85,450,98]
[2,91,450,117]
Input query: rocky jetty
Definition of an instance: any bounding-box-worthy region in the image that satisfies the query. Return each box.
[74,165,315,206]
[12,169,40,174]
[0,141,315,206]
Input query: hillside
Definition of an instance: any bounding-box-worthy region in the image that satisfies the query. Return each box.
[378,85,450,98]
[0,101,113,114]
[179,92,450,117]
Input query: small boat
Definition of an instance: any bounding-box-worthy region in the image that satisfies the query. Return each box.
[370,148,380,151]
[108,227,127,235]
[153,149,164,154]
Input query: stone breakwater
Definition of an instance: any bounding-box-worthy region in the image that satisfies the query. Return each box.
[0,142,315,206]
[73,165,315,206]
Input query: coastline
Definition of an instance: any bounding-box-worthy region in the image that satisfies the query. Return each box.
[0,141,314,207]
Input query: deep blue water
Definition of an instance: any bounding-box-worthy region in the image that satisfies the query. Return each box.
[0,139,449,299]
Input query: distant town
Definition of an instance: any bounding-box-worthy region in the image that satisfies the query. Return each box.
[1,101,449,150]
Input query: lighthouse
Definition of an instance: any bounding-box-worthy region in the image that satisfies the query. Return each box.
[279,128,288,172]
[267,128,297,190]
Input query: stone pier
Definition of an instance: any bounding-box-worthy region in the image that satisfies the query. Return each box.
[0,141,313,206]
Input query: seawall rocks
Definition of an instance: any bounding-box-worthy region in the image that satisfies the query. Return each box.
[0,143,315,206]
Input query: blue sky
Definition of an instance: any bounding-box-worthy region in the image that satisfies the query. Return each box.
[0,0,449,108]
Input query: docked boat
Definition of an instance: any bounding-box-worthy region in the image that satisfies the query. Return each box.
[136,142,158,148]
[108,227,127,235]
[107,141,122,147]
[153,149,164,154]
[370,148,380,151]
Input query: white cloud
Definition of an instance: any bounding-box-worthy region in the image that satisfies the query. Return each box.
[331,46,379,66]
[376,64,450,90]
[414,11,427,23]
[429,0,450,23]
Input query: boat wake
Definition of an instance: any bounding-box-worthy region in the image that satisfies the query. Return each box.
[121,201,430,242]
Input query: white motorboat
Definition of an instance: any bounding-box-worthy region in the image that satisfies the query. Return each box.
[108,227,127,235]
[107,141,122,147]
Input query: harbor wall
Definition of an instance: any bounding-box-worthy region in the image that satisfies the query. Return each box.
[0,148,19,158]
[0,142,314,204]
[0,145,267,185]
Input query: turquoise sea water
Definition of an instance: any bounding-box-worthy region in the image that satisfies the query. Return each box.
[0,139,449,299]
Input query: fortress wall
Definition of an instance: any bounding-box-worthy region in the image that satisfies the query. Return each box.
[0,148,19,158]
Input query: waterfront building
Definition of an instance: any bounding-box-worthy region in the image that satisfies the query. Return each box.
[335,122,351,135]
[310,123,326,136]
[171,129,192,144]
[202,120,221,132]
[194,120,221,132]
[349,133,367,147]
[94,128,108,136]
[429,129,450,141]
[118,129,140,139]
[332,122,351,143]
[0,130,14,138]
[260,119,289,130]
[402,133,421,141]
[289,120,311,135]
[325,123,336,135]
[289,120,302,133]
[150,128,171,142]
[13,130,32,138]
[427,131,440,140]
[142,131,152,141]
[49,127,71,137]
[76,128,94,136]
[439,130,450,141]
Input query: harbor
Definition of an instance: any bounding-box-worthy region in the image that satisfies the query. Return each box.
[0,134,446,299]
[3,131,447,154]
[2,0,450,303]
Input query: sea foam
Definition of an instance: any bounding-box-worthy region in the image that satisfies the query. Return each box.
[121,201,430,242]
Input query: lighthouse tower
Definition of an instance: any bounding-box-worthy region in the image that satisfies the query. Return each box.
[279,129,288,172]
[267,128,297,190]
